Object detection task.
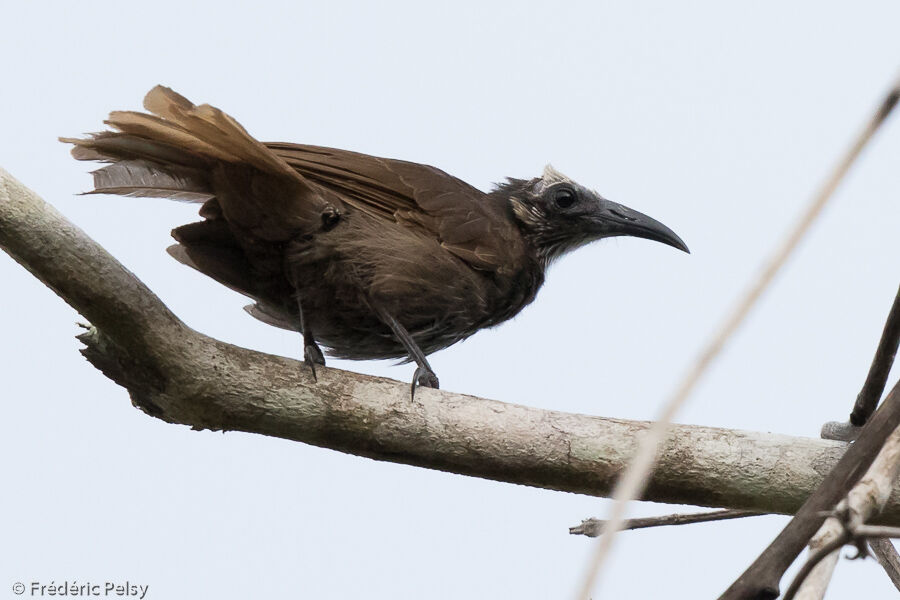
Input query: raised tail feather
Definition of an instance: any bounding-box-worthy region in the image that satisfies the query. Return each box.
[86,160,213,201]
[62,86,307,332]
[62,85,301,196]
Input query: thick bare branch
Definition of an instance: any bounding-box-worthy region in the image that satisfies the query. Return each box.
[5,166,900,520]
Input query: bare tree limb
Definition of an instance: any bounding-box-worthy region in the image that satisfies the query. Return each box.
[791,525,842,600]
[6,167,900,524]
[787,530,900,600]
[850,283,900,426]
[793,422,900,598]
[869,538,900,591]
[823,284,900,441]
[788,540,900,597]
[799,296,900,596]
[570,509,763,537]
[722,379,900,598]
[724,380,900,599]
[783,534,851,600]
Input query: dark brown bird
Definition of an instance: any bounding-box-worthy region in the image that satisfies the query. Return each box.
[64,86,688,394]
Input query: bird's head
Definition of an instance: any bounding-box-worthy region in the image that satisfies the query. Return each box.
[500,165,689,267]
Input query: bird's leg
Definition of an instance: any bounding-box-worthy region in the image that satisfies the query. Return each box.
[295,294,325,381]
[374,305,439,398]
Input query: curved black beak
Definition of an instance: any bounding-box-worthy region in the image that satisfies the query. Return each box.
[590,199,690,253]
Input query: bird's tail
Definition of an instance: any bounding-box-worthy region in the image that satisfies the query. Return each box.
[61,85,301,202]
[61,87,311,332]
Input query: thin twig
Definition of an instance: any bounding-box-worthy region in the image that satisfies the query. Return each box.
[870,538,900,591]
[579,70,900,600]
[853,524,900,539]
[788,529,900,599]
[797,419,900,598]
[724,377,900,598]
[783,534,851,600]
[823,285,900,436]
[570,509,764,537]
[850,283,900,426]
[812,286,900,595]
[792,521,843,600]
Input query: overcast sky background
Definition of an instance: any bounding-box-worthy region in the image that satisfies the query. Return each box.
[2,2,900,598]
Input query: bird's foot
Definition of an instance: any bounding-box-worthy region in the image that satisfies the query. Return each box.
[303,342,326,381]
[410,366,439,400]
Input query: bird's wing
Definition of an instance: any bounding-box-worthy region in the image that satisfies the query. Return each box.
[268,143,525,273]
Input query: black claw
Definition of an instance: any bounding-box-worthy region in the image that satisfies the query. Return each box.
[303,342,326,382]
[410,366,439,399]
[305,360,318,382]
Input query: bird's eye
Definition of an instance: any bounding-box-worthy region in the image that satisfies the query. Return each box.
[553,188,577,209]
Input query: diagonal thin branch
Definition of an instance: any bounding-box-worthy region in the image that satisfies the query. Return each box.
[870,538,900,591]
[850,283,900,426]
[787,532,900,600]
[791,529,842,600]
[783,534,851,600]
[825,284,900,441]
[723,376,900,598]
[806,288,900,593]
[578,69,900,600]
[792,419,900,598]
[570,509,764,537]
[722,379,900,598]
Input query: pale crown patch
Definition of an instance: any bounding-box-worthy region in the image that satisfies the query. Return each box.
[541,164,574,186]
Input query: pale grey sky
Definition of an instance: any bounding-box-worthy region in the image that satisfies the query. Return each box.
[2,1,899,598]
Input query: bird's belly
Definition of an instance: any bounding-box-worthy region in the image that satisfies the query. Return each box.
[298,267,490,361]
[289,219,501,360]
[313,311,478,360]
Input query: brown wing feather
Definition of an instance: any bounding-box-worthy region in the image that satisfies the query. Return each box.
[269,143,525,273]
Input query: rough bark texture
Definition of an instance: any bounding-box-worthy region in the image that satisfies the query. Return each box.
[4,165,900,520]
